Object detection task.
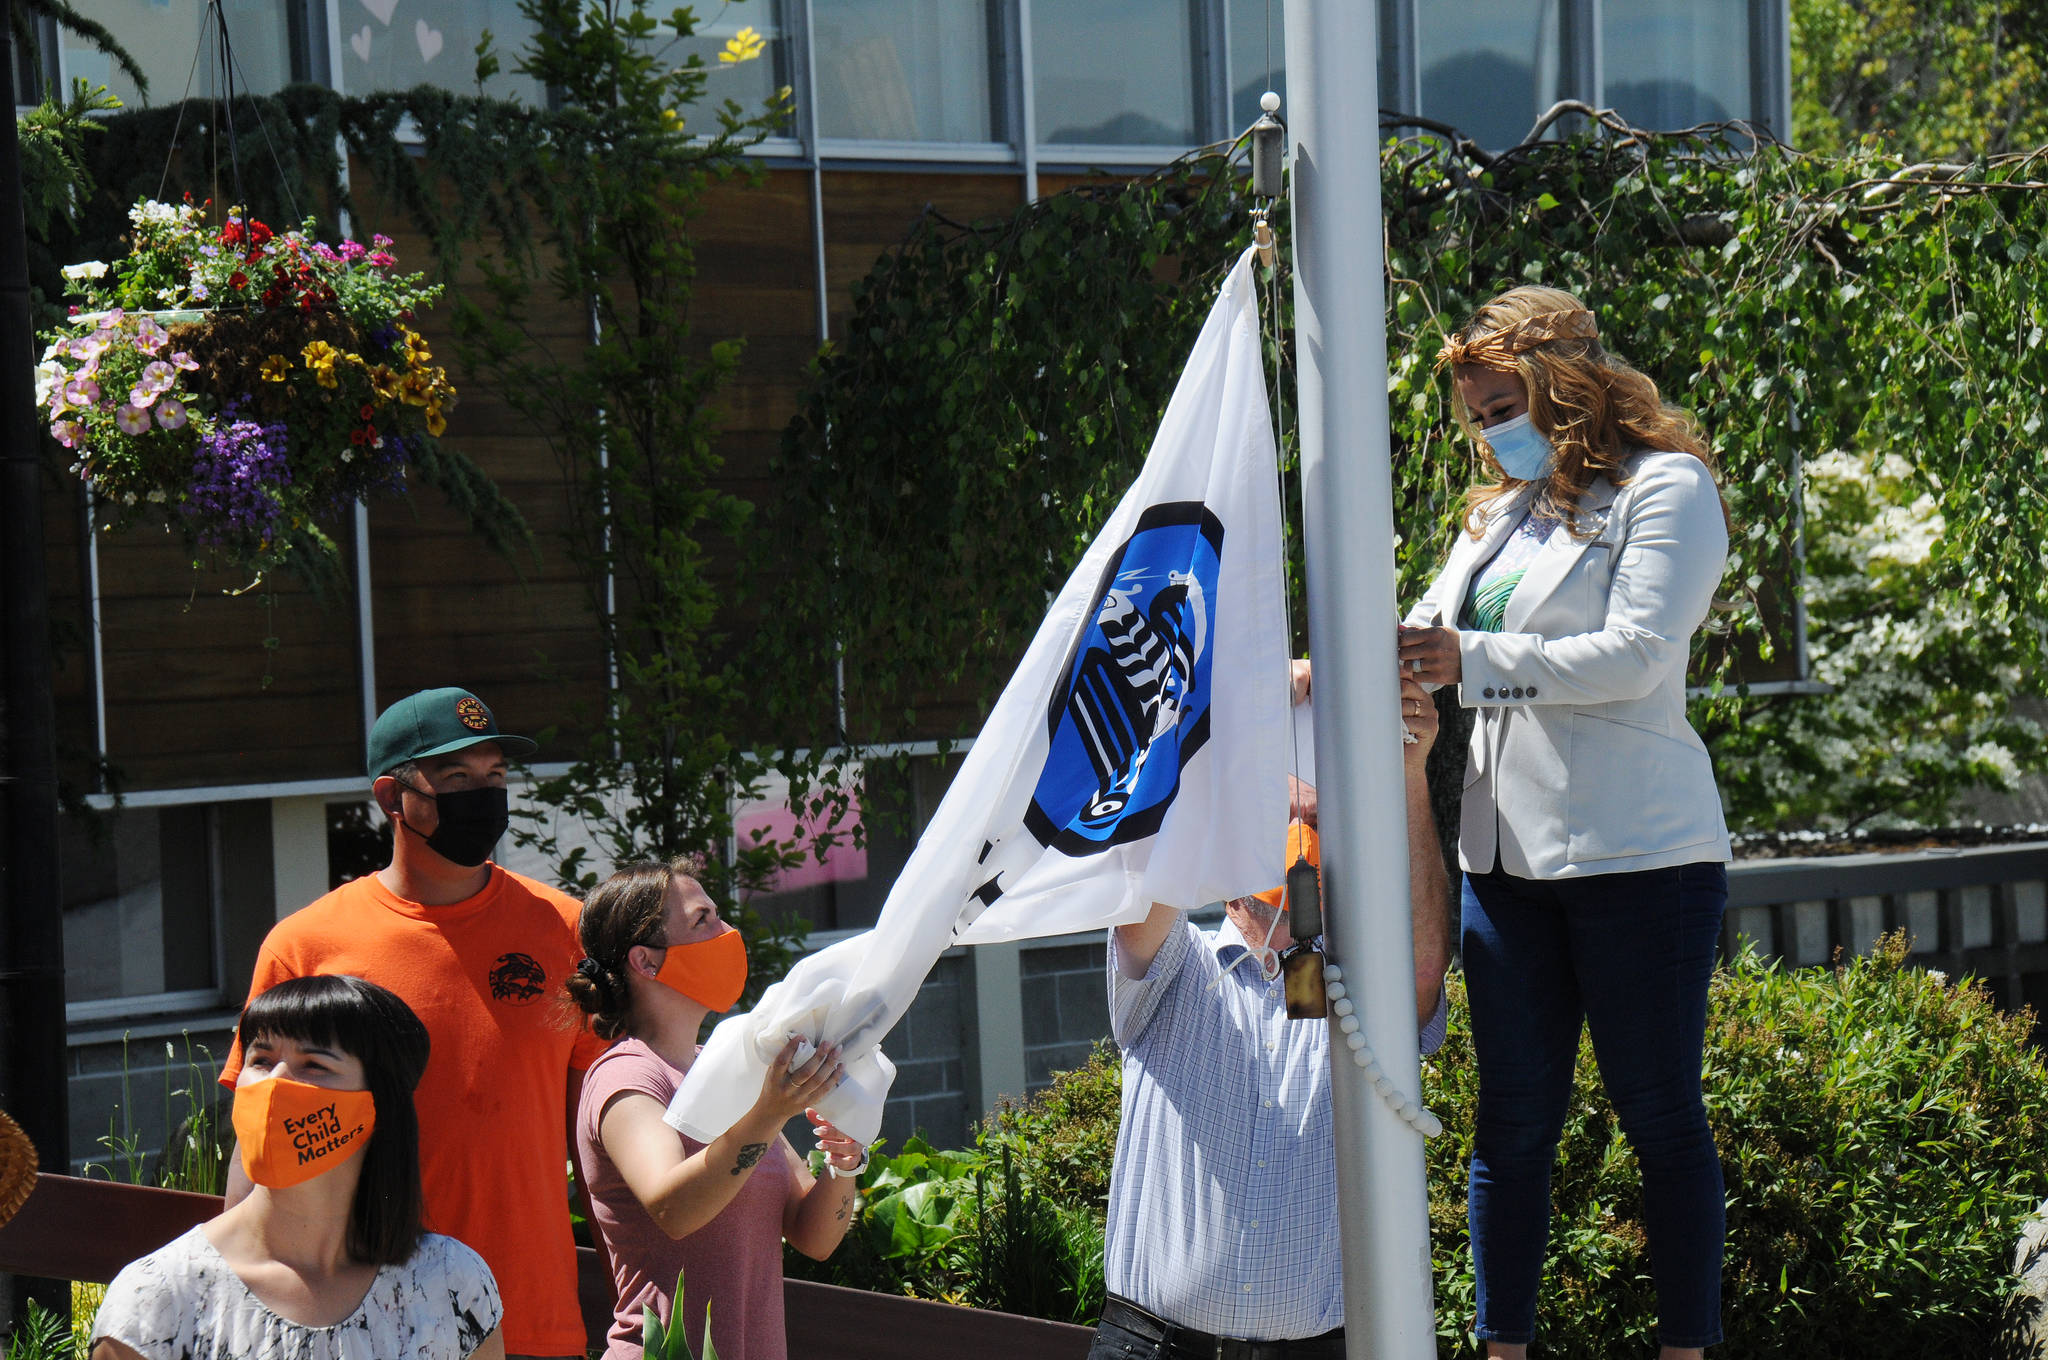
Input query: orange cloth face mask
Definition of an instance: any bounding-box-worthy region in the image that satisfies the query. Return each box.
[653,925,748,1012]
[232,1075,377,1189]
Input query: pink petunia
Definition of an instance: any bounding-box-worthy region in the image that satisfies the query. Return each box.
[131,319,169,352]
[114,404,151,435]
[338,239,367,261]
[49,418,83,448]
[169,351,199,372]
[154,398,188,429]
[61,377,101,408]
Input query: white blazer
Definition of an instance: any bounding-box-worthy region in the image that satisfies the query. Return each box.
[1405,449,1732,880]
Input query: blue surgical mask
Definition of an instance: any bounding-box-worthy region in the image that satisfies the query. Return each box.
[1482,412,1556,481]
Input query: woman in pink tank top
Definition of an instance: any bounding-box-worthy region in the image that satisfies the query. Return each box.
[567,857,867,1360]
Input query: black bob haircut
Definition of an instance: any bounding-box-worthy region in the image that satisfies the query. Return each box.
[236,974,431,1266]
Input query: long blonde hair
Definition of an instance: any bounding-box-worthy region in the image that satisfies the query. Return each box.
[1439,285,1720,538]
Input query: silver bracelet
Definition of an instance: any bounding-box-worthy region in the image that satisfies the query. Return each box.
[826,1145,870,1180]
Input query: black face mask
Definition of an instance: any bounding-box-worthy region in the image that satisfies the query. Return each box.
[392,782,509,868]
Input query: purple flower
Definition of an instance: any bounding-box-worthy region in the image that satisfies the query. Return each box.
[115,404,151,435]
[185,414,293,545]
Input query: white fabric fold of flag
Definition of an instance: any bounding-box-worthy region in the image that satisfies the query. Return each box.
[667,247,1291,1145]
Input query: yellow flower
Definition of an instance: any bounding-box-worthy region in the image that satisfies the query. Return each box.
[401,329,432,364]
[301,339,338,367]
[313,363,340,390]
[719,25,765,64]
[425,404,447,437]
[368,364,402,401]
[259,355,290,382]
[398,371,434,407]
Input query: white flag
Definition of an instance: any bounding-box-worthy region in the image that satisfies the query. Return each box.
[668,248,1291,1145]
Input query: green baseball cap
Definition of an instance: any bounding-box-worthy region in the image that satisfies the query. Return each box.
[367,687,538,779]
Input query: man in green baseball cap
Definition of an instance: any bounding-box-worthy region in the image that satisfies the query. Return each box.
[220,688,608,1359]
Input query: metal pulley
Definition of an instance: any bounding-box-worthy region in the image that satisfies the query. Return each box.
[1250,91,1285,199]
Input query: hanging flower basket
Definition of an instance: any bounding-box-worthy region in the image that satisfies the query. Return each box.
[38,198,455,575]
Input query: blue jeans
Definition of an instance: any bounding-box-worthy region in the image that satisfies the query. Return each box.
[1462,861,1728,1350]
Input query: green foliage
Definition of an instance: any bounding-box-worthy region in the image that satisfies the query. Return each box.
[979,1040,1121,1208]
[355,0,815,980]
[79,1034,226,1195]
[1428,938,2048,1357]
[786,1121,1109,1325]
[1793,0,2048,158]
[643,1268,720,1360]
[759,118,2048,831]
[799,949,2048,1356]
[15,82,120,243]
[2,1301,69,1360]
[1707,448,2047,827]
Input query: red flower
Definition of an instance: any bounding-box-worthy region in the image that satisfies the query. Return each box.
[249,220,273,245]
[349,427,370,446]
[358,405,375,421]
[221,220,242,245]
[228,272,248,290]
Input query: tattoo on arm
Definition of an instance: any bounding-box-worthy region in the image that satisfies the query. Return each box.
[835,1199,850,1221]
[731,1142,769,1175]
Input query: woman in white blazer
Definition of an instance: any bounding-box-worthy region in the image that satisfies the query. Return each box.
[1400,286,1732,1360]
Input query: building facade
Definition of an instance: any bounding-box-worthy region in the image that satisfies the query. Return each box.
[39,0,1788,1171]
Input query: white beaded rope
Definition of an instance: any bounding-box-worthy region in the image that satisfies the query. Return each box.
[1321,964,1443,1138]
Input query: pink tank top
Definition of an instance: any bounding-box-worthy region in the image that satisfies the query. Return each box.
[575,1037,794,1360]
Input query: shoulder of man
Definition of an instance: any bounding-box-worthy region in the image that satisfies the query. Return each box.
[257,876,384,958]
[490,865,584,926]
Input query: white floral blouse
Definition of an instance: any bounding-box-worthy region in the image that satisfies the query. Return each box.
[90,1225,501,1360]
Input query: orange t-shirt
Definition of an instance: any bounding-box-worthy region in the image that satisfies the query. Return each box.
[221,866,610,1357]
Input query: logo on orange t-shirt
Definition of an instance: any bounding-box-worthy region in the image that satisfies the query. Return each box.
[489,951,548,1004]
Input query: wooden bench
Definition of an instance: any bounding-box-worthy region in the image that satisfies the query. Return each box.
[0,1175,1095,1359]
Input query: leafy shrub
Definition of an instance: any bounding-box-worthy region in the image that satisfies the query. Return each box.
[804,942,2048,1357]
[1428,934,2048,1357]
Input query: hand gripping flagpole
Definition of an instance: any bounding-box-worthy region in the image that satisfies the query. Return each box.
[1284,2,1439,1357]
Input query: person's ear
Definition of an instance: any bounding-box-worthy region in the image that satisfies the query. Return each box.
[371,775,403,822]
[626,943,664,980]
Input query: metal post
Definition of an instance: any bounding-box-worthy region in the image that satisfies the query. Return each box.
[0,0,74,1322]
[1283,2,1435,1357]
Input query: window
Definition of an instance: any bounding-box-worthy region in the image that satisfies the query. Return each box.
[63,806,220,1010]
[813,0,1003,145]
[59,0,300,107]
[1225,0,1285,138]
[1602,1,1755,131]
[336,0,547,105]
[674,0,793,127]
[11,11,59,107]
[62,800,280,1018]
[1415,0,1573,149]
[1032,0,1206,148]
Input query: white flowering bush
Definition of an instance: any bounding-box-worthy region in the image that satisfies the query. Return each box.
[1703,448,2047,830]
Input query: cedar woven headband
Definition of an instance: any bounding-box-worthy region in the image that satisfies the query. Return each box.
[1436,307,1600,372]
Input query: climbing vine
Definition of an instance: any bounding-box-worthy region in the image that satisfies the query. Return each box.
[755,111,2048,831]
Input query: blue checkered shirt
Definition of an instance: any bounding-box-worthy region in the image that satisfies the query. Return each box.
[1102,913,1447,1339]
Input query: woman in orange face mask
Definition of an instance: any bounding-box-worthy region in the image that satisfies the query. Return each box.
[90,974,505,1360]
[568,857,862,1360]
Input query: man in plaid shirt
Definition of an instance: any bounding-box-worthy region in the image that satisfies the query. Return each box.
[1088,676,1450,1359]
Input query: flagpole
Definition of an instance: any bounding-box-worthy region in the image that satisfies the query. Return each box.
[1284,3,1437,1357]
